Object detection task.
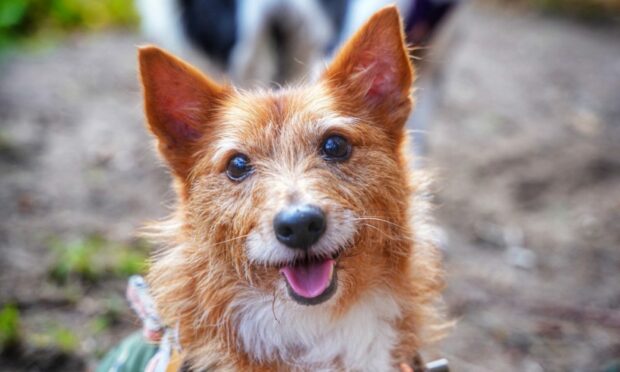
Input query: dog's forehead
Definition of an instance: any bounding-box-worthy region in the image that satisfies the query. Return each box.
[211,86,355,160]
[223,87,333,131]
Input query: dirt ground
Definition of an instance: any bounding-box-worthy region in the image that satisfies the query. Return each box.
[0,2,619,371]
[426,4,620,371]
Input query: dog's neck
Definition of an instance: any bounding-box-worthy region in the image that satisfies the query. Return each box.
[230,287,402,371]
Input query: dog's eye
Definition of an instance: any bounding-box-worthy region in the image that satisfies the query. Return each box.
[226,154,253,181]
[321,135,351,161]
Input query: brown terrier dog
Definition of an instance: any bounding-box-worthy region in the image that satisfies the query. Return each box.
[139,6,445,371]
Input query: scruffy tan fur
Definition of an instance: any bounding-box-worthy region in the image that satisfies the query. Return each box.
[139,6,446,371]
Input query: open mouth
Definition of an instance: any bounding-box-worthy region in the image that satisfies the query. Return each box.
[279,256,338,306]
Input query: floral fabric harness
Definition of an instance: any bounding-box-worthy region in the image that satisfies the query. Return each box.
[97,276,449,372]
[97,276,182,372]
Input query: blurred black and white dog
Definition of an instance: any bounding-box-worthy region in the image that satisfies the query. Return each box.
[136,0,457,158]
[136,0,430,85]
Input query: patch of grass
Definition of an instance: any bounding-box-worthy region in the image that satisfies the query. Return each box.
[50,326,79,352]
[100,294,125,325]
[88,315,110,335]
[87,294,125,357]
[49,234,149,284]
[88,294,123,335]
[28,323,78,352]
[113,248,149,277]
[49,235,105,283]
[0,304,21,350]
[483,0,620,20]
[59,283,83,305]
[529,0,620,19]
[0,131,22,162]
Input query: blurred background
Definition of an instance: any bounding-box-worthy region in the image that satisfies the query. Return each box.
[0,0,619,371]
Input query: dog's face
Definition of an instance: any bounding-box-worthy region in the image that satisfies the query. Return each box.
[140,7,414,309]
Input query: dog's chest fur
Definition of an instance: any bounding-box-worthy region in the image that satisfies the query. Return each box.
[232,289,401,371]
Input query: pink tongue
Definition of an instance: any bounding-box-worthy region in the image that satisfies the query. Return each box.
[280,259,335,299]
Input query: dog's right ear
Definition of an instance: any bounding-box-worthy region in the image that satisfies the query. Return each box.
[321,6,413,134]
[139,46,226,179]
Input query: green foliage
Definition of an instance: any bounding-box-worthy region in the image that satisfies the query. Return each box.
[529,0,620,19]
[0,1,29,29]
[0,304,21,350]
[49,234,149,284]
[0,0,138,49]
[47,0,138,30]
[114,249,149,277]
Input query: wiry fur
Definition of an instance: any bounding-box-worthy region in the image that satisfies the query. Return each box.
[140,7,446,371]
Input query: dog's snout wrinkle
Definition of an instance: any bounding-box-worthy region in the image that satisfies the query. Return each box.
[273,204,326,249]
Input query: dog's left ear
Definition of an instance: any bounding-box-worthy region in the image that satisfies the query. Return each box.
[322,6,414,131]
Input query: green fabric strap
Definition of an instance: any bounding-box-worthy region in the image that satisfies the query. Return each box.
[97,332,159,372]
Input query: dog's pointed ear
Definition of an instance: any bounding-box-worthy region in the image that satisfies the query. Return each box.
[322,6,414,129]
[139,46,226,179]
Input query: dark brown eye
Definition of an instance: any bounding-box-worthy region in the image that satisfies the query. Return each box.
[226,154,252,181]
[321,135,351,161]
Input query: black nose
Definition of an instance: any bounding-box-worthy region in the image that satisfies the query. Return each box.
[273,204,326,249]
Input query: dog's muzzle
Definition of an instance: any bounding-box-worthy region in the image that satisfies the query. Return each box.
[273,204,337,305]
